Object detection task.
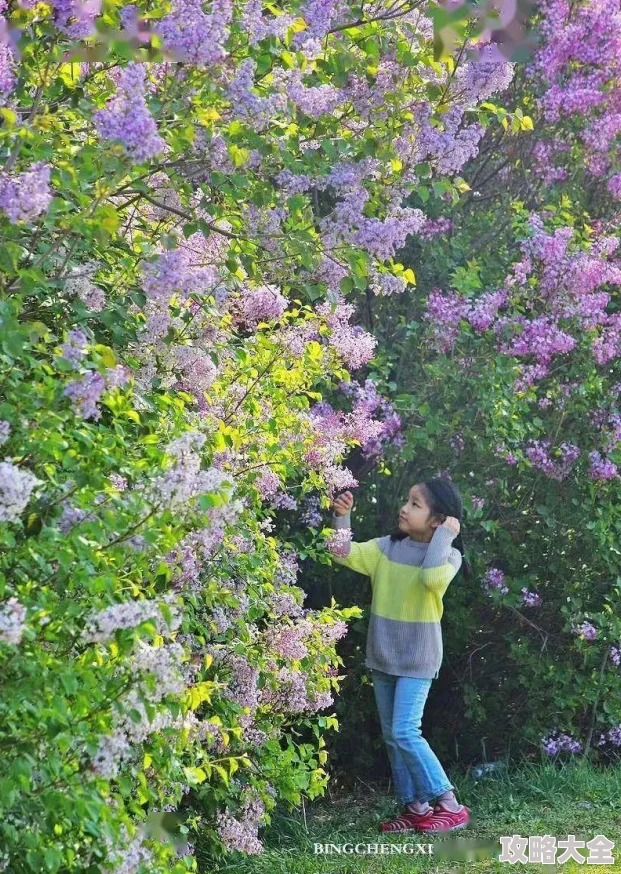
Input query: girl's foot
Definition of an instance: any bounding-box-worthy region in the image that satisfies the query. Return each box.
[379,807,434,833]
[435,791,462,813]
[415,802,471,833]
[404,802,431,815]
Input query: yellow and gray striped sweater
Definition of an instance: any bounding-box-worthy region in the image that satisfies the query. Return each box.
[331,511,462,679]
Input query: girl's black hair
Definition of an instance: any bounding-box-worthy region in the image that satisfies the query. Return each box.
[389,477,471,581]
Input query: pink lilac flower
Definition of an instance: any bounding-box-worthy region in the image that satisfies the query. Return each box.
[326,527,351,557]
[93,63,165,163]
[241,285,288,327]
[265,619,314,660]
[268,592,305,618]
[316,299,377,369]
[0,162,52,224]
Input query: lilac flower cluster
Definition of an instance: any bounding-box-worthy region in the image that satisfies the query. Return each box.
[325,527,351,557]
[525,440,581,481]
[520,588,543,608]
[50,0,101,38]
[216,784,267,855]
[63,365,129,421]
[0,27,16,105]
[268,591,305,618]
[242,0,294,45]
[338,378,404,458]
[287,72,344,119]
[227,59,286,130]
[482,567,508,596]
[0,420,10,446]
[610,646,621,666]
[265,619,314,660]
[64,262,107,312]
[541,731,582,755]
[315,299,377,370]
[241,285,288,327]
[572,621,598,641]
[93,63,166,164]
[588,450,618,480]
[158,0,233,67]
[60,329,89,368]
[82,595,182,643]
[0,460,40,523]
[597,725,621,747]
[144,441,233,509]
[0,597,26,645]
[300,495,322,527]
[0,162,52,224]
[222,654,260,710]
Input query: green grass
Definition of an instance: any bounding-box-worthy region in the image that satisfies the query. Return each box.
[208,760,621,873]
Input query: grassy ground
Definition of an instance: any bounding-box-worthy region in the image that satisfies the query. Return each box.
[209,760,621,873]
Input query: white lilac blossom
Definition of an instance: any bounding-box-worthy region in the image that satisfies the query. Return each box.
[0,420,11,446]
[82,595,181,643]
[0,460,40,523]
[102,827,154,874]
[64,261,107,311]
[0,597,26,645]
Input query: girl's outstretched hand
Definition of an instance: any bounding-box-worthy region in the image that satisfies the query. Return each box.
[441,515,461,534]
[332,491,354,517]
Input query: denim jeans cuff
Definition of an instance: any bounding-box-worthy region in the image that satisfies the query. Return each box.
[417,784,453,803]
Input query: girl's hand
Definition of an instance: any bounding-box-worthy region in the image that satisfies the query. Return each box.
[332,491,354,517]
[441,515,461,534]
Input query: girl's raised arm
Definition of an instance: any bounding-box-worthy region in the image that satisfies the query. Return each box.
[420,521,462,593]
[329,495,382,579]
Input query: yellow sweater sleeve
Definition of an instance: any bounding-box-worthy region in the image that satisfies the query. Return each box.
[332,538,383,578]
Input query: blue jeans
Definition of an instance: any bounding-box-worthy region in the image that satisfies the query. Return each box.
[372,668,454,806]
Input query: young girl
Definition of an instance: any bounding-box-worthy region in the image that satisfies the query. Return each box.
[330,477,471,834]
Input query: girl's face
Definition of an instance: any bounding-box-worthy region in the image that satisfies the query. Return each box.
[398,483,443,541]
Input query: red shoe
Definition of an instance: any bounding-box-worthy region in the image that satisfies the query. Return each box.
[379,807,434,833]
[415,801,471,833]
